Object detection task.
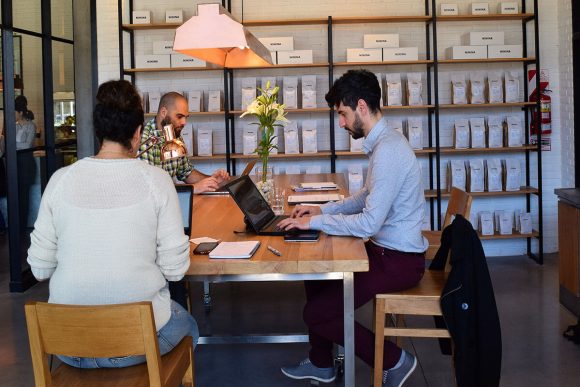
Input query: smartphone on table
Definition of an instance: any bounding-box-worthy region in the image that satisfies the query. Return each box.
[193,241,220,255]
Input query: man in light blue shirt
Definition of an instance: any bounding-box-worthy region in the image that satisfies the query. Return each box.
[279,70,427,387]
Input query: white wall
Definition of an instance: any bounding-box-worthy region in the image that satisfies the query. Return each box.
[96,0,573,257]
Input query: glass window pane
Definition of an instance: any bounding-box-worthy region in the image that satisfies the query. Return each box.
[13,0,42,34]
[53,41,77,166]
[52,0,73,40]
[19,34,44,148]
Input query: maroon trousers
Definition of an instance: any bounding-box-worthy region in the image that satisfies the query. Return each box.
[304,241,425,370]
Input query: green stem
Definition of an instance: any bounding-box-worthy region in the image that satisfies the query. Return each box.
[261,156,268,183]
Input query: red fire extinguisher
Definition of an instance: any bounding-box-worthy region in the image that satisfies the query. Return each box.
[530,88,552,135]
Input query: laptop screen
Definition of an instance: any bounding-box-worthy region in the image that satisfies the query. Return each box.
[225,175,275,232]
[175,185,194,235]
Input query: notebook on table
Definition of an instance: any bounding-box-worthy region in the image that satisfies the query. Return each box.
[287,193,344,205]
[200,159,258,195]
[209,241,261,259]
[223,175,320,240]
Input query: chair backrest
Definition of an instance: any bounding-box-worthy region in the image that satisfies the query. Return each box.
[442,188,473,229]
[175,184,194,236]
[25,301,163,387]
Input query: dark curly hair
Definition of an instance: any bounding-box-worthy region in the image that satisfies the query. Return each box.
[94,80,144,150]
[325,69,381,114]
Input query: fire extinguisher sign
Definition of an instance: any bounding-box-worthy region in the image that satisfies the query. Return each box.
[528,69,552,151]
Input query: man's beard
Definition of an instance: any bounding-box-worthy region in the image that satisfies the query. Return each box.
[347,114,365,139]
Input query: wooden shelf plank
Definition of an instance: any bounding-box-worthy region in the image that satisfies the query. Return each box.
[124,67,222,73]
[145,111,226,117]
[334,60,433,67]
[336,148,435,157]
[425,186,538,198]
[439,57,536,64]
[383,105,435,110]
[122,22,181,30]
[231,63,330,70]
[439,145,538,154]
[232,107,331,115]
[188,155,227,161]
[437,13,535,22]
[478,230,540,240]
[332,16,432,24]
[243,18,329,26]
[439,102,535,109]
[231,152,332,159]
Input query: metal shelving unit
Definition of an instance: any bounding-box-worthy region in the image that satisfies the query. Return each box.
[117,0,543,262]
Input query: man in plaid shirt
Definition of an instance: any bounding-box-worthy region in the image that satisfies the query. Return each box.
[139,92,229,193]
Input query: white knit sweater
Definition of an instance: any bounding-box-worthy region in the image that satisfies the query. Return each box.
[27,157,190,330]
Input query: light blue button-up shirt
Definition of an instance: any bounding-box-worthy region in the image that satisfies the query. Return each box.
[309,117,428,253]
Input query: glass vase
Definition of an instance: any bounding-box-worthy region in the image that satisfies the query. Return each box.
[255,164,274,200]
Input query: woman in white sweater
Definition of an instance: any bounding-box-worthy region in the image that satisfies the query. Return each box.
[27,80,198,368]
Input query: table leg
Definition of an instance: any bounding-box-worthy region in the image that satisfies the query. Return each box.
[343,272,355,387]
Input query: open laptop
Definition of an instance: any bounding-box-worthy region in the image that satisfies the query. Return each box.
[201,159,258,195]
[224,175,319,239]
[175,184,194,236]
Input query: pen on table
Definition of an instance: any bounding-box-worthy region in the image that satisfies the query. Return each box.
[267,245,282,256]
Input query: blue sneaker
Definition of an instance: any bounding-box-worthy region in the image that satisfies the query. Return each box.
[281,358,336,383]
[382,350,417,387]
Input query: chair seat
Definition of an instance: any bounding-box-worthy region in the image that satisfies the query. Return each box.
[377,270,448,305]
[51,337,192,387]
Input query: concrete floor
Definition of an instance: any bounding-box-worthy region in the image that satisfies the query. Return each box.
[1,235,579,386]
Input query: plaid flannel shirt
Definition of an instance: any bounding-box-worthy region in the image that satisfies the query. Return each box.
[138,118,193,181]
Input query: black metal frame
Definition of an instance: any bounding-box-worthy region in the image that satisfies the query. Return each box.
[2,0,79,292]
[573,0,580,187]
[117,0,544,263]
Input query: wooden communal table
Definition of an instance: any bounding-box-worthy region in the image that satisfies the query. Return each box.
[187,173,369,386]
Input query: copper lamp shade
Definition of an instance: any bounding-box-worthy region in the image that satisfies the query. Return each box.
[173,3,273,68]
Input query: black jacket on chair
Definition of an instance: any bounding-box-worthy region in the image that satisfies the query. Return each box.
[429,215,502,387]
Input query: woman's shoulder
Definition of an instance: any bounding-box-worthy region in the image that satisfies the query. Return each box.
[137,160,176,189]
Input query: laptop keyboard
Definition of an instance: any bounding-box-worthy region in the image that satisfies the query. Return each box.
[262,215,288,232]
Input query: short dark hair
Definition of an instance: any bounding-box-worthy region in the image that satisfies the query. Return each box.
[158,91,186,112]
[325,69,381,114]
[94,80,144,150]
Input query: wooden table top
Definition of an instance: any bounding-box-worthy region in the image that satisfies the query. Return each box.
[187,173,369,276]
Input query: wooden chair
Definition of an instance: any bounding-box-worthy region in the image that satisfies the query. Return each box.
[422,188,473,259]
[372,188,472,386]
[25,301,195,387]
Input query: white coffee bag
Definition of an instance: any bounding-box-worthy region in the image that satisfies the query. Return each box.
[448,160,466,191]
[302,75,317,108]
[302,120,318,153]
[197,128,213,156]
[505,116,523,147]
[505,70,520,103]
[488,71,504,103]
[207,90,222,112]
[188,90,203,112]
[407,117,423,150]
[407,72,423,106]
[454,118,470,149]
[479,211,495,235]
[503,158,521,191]
[470,117,486,148]
[487,116,504,148]
[243,126,257,155]
[386,73,403,106]
[284,122,300,154]
[470,72,486,104]
[468,159,485,192]
[241,77,256,110]
[451,73,467,105]
[486,159,503,192]
[348,165,364,194]
[283,76,298,109]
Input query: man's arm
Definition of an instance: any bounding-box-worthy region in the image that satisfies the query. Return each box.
[184,169,209,184]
